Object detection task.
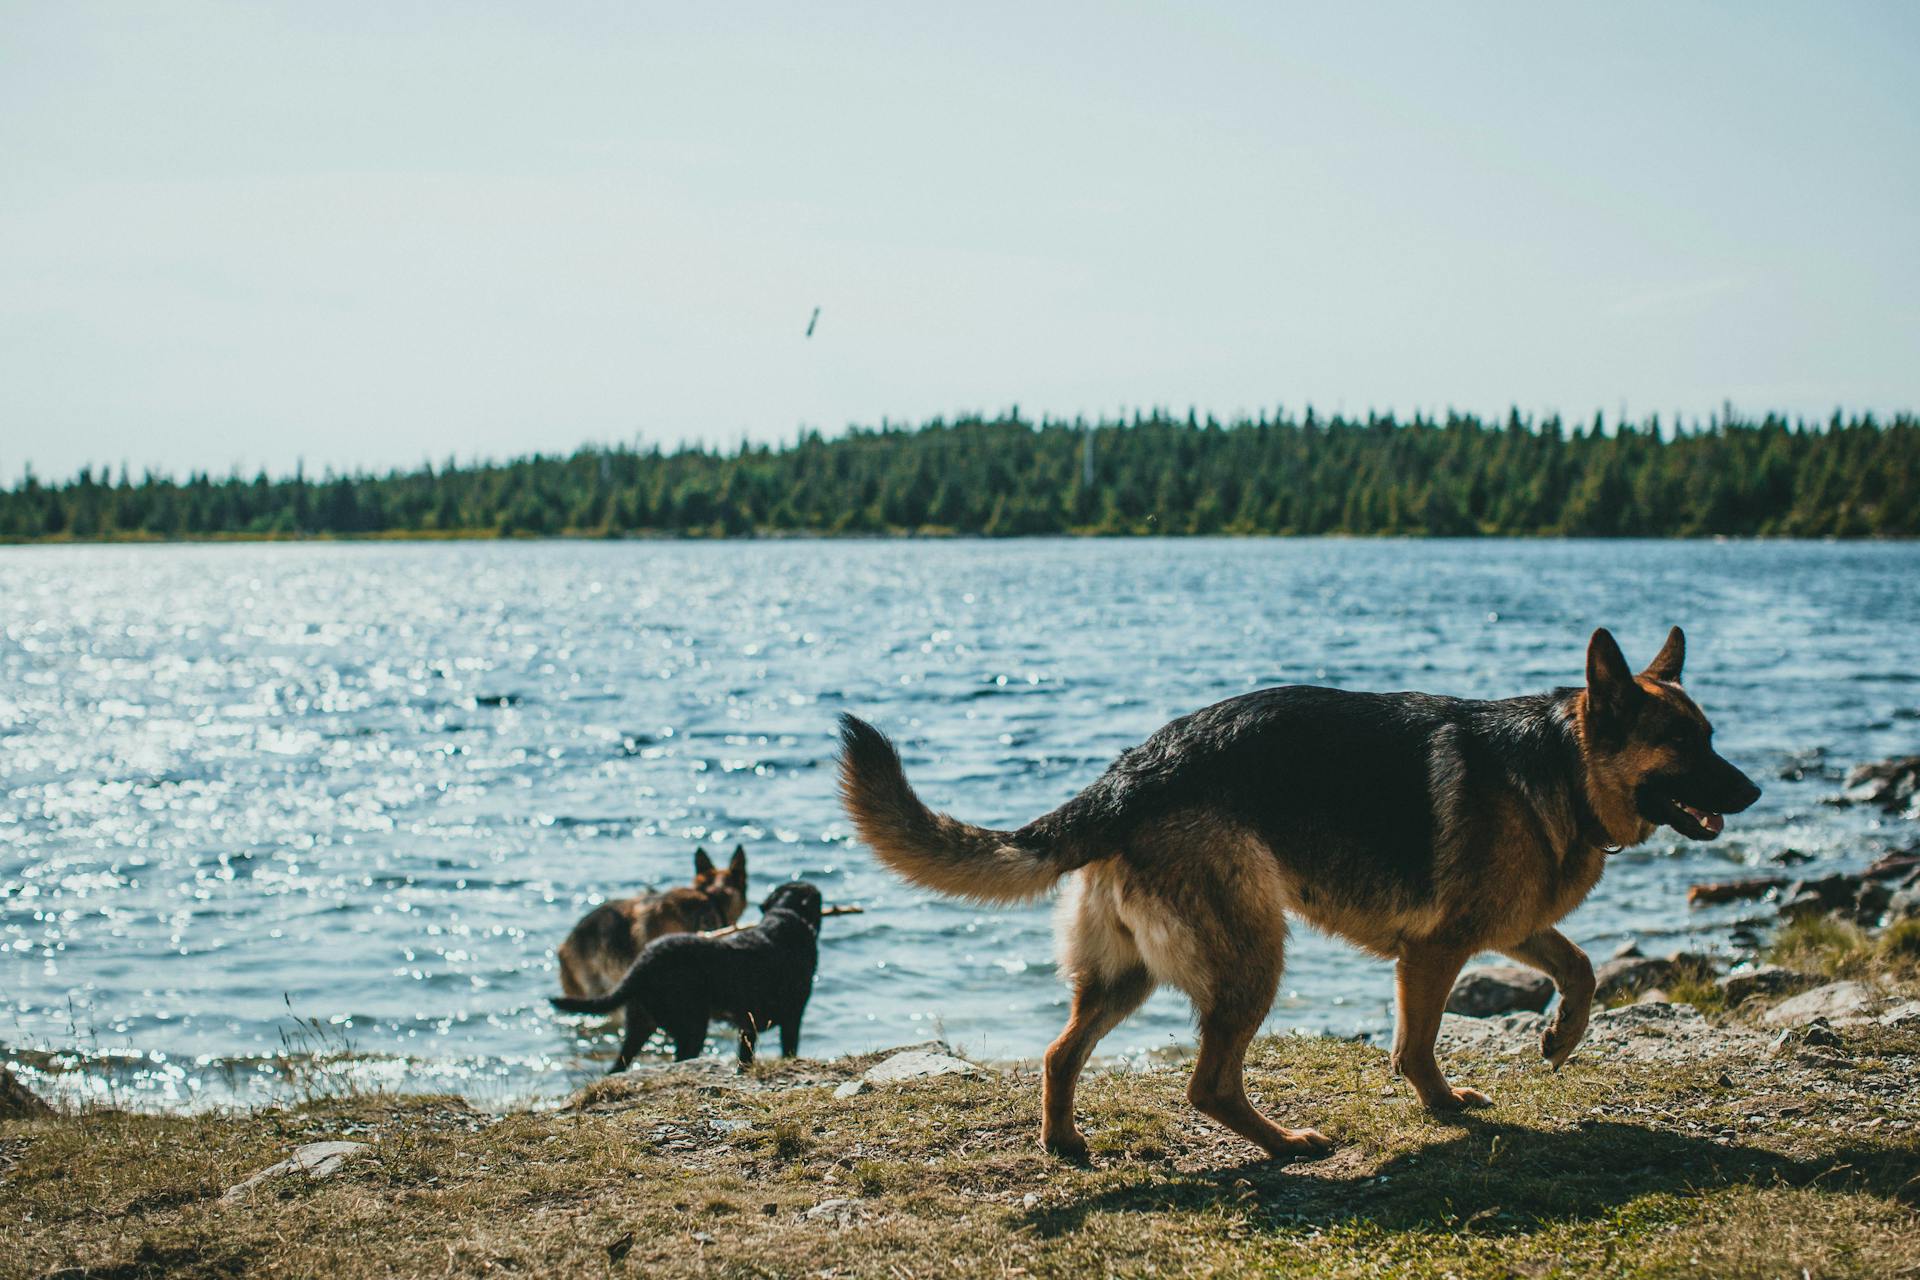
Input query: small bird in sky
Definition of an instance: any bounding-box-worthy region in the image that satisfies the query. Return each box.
[805,306,821,338]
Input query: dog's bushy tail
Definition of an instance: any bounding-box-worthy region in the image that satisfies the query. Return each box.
[837,714,1081,904]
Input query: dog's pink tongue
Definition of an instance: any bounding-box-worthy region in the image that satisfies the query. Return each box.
[1702,812,1725,834]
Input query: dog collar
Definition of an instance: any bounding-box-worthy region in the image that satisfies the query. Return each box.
[1571,790,1623,855]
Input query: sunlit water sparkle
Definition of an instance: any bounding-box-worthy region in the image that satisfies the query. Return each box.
[2,539,1915,1108]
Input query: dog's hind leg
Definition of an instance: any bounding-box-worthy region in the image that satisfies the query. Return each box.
[1391,943,1489,1109]
[1043,869,1153,1160]
[1181,919,1333,1160]
[1188,1000,1332,1159]
[1121,838,1330,1161]
[1499,927,1594,1069]
[610,1009,658,1074]
[1043,965,1153,1160]
[778,1015,801,1058]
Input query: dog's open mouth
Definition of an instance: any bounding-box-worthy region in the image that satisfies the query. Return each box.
[1665,799,1725,840]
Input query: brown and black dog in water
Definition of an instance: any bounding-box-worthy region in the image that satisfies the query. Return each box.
[552,881,823,1070]
[556,846,748,1004]
[838,628,1760,1161]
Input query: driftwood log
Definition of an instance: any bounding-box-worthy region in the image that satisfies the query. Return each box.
[1687,877,1788,906]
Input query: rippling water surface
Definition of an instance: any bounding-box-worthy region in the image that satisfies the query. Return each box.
[3,539,1916,1107]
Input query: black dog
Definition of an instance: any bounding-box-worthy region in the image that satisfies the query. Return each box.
[551,881,822,1070]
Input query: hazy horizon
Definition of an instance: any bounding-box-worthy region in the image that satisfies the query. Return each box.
[4,2,1917,482]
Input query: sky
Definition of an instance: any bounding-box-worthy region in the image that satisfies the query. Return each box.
[2,2,1917,481]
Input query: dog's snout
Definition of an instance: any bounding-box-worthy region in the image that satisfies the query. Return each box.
[1718,758,1762,813]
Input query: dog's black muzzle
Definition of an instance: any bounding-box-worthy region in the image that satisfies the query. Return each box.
[1636,754,1761,842]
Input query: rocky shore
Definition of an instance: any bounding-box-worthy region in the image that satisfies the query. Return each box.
[1446,846,1919,1023]
[1434,753,1920,1035]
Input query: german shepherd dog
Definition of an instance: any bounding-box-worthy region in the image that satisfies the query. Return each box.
[556,846,749,1002]
[838,628,1759,1161]
[551,881,823,1070]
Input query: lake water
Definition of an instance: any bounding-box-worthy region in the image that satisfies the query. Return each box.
[3,539,1916,1109]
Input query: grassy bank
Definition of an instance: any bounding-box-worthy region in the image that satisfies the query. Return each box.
[7,991,1918,1279]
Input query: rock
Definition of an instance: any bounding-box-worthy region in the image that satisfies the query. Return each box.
[835,1043,986,1098]
[221,1141,368,1203]
[1438,1002,1771,1064]
[1444,966,1554,1017]
[803,1197,870,1226]
[1798,1017,1843,1048]
[1434,1011,1548,1054]
[1778,749,1833,783]
[1878,1000,1920,1028]
[1634,988,1671,1004]
[1839,756,1920,813]
[1779,874,1863,918]
[1687,876,1787,907]
[1765,1024,1848,1066]
[1611,940,1643,960]
[1773,863,1920,925]
[1584,1002,1759,1060]
[1774,871,1902,926]
[1855,879,1896,923]
[1666,949,1720,974]
[1761,980,1879,1028]
[1716,964,1817,1005]
[1592,1002,1703,1032]
[1594,955,1675,1001]
[861,1048,982,1085]
[1769,848,1814,866]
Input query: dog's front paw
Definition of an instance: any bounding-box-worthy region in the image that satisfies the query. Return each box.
[1424,1086,1493,1111]
[1540,1018,1587,1070]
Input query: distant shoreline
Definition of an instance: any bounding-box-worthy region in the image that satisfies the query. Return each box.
[6,411,1915,540]
[2,529,1914,547]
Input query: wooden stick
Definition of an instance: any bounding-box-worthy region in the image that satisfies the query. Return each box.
[699,904,865,938]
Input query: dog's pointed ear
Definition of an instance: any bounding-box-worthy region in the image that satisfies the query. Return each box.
[1585,628,1641,720]
[693,846,714,875]
[1642,626,1685,684]
[728,844,747,882]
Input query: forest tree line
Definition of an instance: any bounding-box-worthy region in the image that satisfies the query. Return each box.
[1,407,1914,540]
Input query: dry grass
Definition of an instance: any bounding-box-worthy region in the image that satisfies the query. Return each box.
[1769,915,1920,982]
[1602,953,1726,1013]
[5,1020,1918,1280]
